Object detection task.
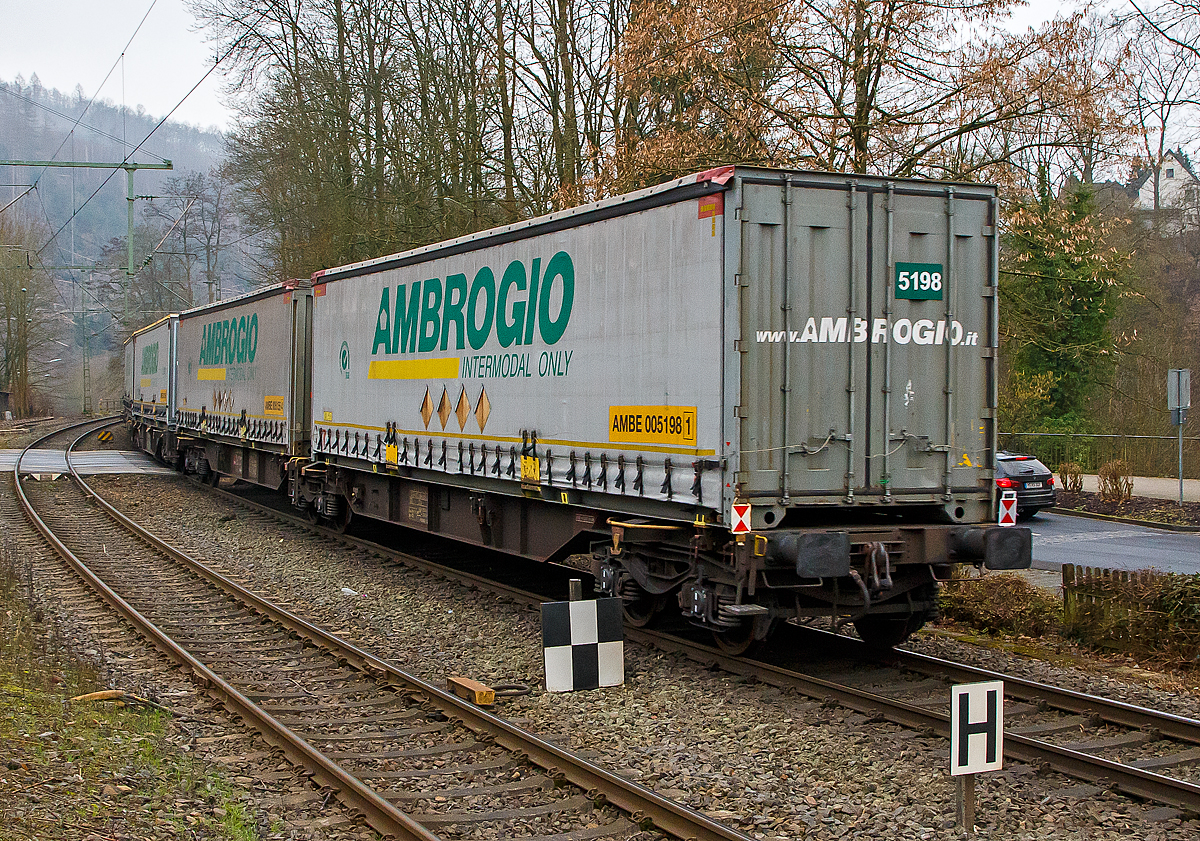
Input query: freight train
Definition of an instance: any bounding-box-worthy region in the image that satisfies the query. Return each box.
[124,166,1031,652]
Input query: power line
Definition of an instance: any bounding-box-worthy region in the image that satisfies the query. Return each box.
[34,8,266,263]
[35,0,162,181]
[0,185,35,216]
[0,86,169,165]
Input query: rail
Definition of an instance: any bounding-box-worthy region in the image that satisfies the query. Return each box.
[208,479,1200,815]
[13,420,752,841]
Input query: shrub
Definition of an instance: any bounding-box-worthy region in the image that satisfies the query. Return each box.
[1097,460,1134,502]
[1057,461,1084,493]
[1064,567,1200,668]
[939,573,1062,637]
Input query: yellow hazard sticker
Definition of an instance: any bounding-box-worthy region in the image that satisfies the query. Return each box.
[521,455,541,484]
[958,454,973,467]
[386,443,398,466]
[609,405,697,446]
[264,395,286,417]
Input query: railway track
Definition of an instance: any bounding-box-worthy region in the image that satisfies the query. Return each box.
[12,420,753,841]
[636,630,1200,816]
[175,464,1200,819]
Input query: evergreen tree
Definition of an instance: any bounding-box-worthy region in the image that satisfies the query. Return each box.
[1000,173,1130,429]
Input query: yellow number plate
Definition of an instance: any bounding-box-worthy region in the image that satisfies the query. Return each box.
[609,405,697,446]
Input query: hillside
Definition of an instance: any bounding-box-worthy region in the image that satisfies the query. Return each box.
[0,74,250,416]
[0,74,226,255]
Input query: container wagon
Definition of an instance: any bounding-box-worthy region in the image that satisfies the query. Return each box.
[291,166,1031,651]
[169,280,312,488]
[123,314,177,459]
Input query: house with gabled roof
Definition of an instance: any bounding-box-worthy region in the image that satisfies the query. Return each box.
[1127,149,1200,232]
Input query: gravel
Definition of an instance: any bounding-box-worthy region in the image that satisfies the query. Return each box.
[53,473,1200,839]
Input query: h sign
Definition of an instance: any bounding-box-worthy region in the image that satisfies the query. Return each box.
[951,681,1004,775]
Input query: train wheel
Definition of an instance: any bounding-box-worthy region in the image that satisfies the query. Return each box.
[853,583,938,648]
[622,590,667,628]
[206,470,221,488]
[711,616,770,657]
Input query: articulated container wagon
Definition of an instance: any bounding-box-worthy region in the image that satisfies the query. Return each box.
[124,314,177,457]
[171,281,313,488]
[295,166,1029,650]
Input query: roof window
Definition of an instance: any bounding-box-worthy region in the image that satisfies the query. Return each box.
[1166,167,1176,178]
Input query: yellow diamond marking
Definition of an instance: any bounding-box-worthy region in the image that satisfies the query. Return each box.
[420,388,434,428]
[455,387,470,431]
[437,387,452,430]
[475,387,491,432]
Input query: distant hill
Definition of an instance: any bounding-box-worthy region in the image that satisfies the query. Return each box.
[0,75,256,416]
[0,73,227,264]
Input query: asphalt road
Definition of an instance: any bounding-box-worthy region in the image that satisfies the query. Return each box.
[1028,511,1200,575]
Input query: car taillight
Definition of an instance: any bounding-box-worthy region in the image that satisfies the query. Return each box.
[996,478,1015,488]
[1048,476,1055,486]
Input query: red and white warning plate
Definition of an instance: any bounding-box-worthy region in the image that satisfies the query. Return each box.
[998,491,1017,526]
[732,502,752,533]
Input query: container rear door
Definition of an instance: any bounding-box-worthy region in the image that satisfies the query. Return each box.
[735,177,870,501]
[870,186,994,499]
[734,173,995,506]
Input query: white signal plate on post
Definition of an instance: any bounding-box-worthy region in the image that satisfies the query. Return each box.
[951,681,1004,775]
[732,503,752,534]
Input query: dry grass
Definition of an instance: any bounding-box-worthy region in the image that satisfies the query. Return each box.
[1064,568,1200,670]
[939,572,1063,638]
[0,549,268,840]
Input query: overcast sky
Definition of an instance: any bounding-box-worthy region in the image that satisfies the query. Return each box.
[0,0,1069,144]
[0,0,231,132]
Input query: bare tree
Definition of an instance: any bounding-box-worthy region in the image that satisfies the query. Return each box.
[0,211,60,416]
[1123,13,1200,214]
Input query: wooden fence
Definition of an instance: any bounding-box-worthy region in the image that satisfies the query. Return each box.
[1062,563,1200,667]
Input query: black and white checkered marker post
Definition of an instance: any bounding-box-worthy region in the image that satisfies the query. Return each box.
[541,597,624,692]
[951,680,1004,834]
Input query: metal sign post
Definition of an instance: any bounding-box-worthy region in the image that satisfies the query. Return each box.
[951,681,1004,834]
[1168,369,1191,507]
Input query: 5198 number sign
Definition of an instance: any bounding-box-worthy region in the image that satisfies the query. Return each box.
[895,262,945,301]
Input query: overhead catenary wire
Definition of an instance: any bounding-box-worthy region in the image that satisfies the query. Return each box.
[34,8,270,264]
[0,86,170,166]
[33,0,164,184]
[0,185,36,217]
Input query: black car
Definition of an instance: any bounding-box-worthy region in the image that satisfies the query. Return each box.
[996,451,1057,521]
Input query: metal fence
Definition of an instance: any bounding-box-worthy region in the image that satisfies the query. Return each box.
[93,399,122,415]
[1000,432,1199,479]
